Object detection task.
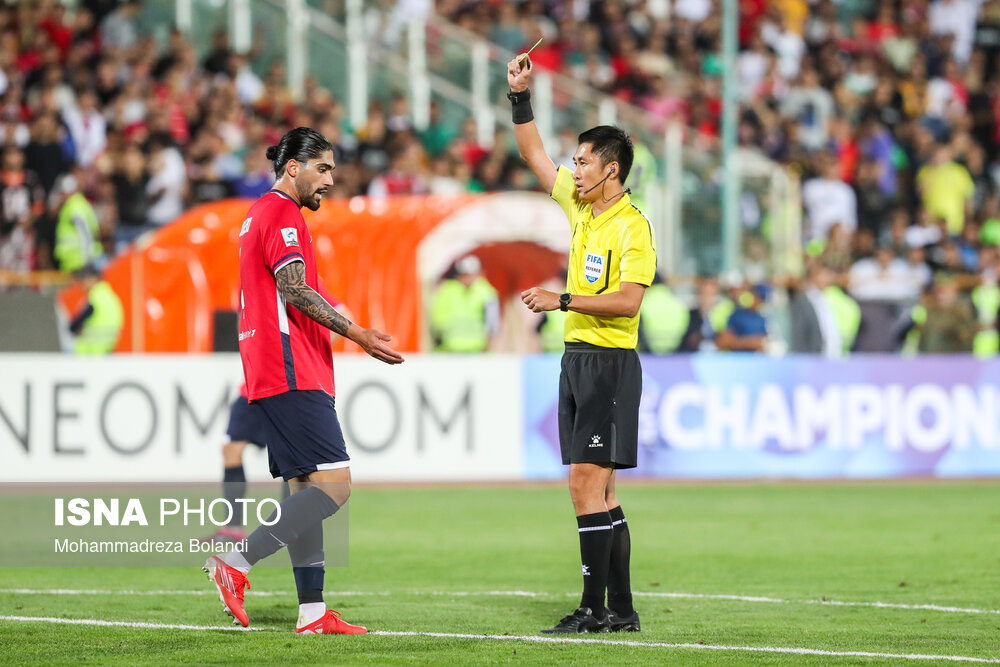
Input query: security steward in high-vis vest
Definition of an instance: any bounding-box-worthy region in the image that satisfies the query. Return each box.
[971,283,1000,357]
[53,176,103,272]
[508,51,655,636]
[429,254,499,353]
[638,273,689,354]
[68,265,124,355]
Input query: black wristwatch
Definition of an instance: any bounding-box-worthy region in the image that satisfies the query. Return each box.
[559,292,572,312]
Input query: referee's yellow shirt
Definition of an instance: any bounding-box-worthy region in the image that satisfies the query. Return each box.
[550,165,657,349]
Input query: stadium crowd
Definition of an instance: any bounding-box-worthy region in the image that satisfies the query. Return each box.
[0,0,998,354]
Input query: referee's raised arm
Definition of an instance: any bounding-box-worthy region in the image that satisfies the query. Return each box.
[507,54,558,195]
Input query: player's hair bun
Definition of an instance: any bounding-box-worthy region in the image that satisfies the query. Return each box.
[265,145,280,161]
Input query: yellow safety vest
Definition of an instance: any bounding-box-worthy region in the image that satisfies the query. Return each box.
[429,277,498,353]
[539,310,565,354]
[54,193,102,272]
[639,283,690,354]
[73,281,124,355]
[709,299,735,332]
[972,285,999,357]
[902,304,926,357]
[823,286,861,353]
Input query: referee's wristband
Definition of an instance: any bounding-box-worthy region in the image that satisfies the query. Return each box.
[507,88,533,125]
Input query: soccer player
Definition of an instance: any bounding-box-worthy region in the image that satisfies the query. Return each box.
[507,55,655,634]
[204,127,404,634]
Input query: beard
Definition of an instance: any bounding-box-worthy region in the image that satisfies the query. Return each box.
[297,182,323,211]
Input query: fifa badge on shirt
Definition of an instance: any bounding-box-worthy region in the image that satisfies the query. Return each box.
[584,252,605,283]
[281,227,299,247]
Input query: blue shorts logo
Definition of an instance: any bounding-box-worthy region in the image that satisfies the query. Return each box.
[584,253,604,283]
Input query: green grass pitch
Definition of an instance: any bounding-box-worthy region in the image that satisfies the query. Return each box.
[1,481,998,665]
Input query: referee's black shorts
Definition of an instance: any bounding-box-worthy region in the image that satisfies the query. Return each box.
[558,342,641,469]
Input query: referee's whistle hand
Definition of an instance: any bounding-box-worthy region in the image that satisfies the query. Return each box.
[507,56,531,92]
[521,287,558,313]
[355,328,405,365]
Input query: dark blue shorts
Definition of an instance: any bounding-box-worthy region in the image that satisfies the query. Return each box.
[254,390,350,481]
[226,395,269,447]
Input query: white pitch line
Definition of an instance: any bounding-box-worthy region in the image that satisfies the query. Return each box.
[370,631,1000,663]
[0,616,994,663]
[0,615,270,632]
[3,588,999,616]
[633,592,1000,616]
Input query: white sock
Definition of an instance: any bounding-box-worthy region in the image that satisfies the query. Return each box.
[297,602,326,628]
[222,549,251,574]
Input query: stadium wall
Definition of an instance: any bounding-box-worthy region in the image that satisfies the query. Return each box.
[3,355,999,482]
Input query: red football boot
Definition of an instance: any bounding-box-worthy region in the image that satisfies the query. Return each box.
[203,555,251,627]
[295,609,368,635]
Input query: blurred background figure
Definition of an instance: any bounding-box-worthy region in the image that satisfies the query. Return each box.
[52,174,103,273]
[790,262,860,357]
[637,272,689,355]
[67,264,123,355]
[679,276,724,353]
[429,254,500,353]
[716,283,769,353]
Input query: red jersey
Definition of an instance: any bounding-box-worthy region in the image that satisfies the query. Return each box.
[238,190,335,401]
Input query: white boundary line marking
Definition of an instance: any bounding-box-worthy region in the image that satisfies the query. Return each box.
[372,631,1000,663]
[0,615,995,663]
[0,615,270,632]
[2,588,998,616]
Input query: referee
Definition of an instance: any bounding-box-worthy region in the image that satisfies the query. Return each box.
[507,55,655,634]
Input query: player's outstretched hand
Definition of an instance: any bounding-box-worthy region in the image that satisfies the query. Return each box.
[507,55,531,92]
[521,287,559,313]
[354,328,404,364]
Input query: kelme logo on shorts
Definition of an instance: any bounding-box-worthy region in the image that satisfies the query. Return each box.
[584,253,604,283]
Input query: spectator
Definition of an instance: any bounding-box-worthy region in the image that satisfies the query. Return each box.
[63,88,107,168]
[802,154,858,241]
[790,263,845,356]
[716,284,769,353]
[917,276,977,352]
[23,113,72,197]
[848,245,919,302]
[0,145,45,271]
[111,143,151,250]
[145,134,187,227]
[679,276,722,352]
[916,143,975,235]
[99,0,141,52]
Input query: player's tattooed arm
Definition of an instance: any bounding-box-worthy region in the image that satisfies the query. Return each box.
[275,261,352,336]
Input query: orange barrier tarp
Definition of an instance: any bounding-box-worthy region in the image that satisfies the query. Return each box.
[75,196,479,353]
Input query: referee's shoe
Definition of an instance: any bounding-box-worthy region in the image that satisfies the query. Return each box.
[541,607,609,634]
[606,607,641,632]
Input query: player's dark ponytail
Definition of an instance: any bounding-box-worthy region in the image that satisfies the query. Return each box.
[267,127,334,178]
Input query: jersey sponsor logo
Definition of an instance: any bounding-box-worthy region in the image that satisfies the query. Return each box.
[239,217,252,237]
[238,329,256,341]
[281,227,299,247]
[584,253,604,283]
[589,434,603,448]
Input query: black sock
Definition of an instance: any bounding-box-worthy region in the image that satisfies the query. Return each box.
[222,466,246,527]
[243,486,339,566]
[289,521,325,605]
[607,505,634,617]
[577,511,613,617]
